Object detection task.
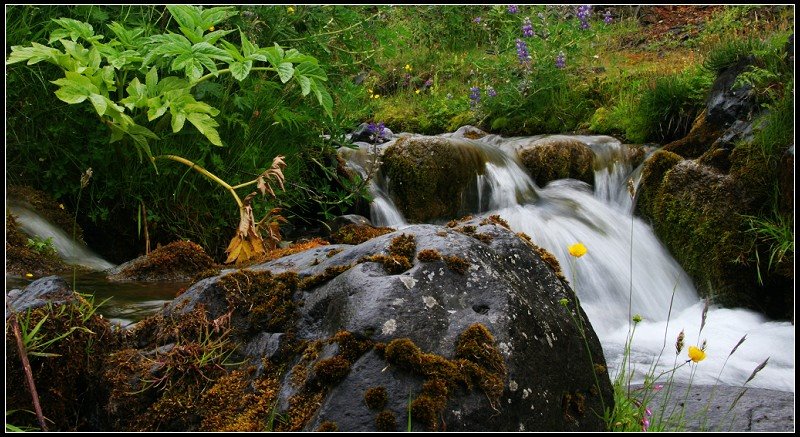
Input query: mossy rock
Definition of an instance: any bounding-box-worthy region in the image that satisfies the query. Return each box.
[662,110,725,159]
[107,240,216,281]
[381,136,487,222]
[516,136,595,186]
[635,156,790,317]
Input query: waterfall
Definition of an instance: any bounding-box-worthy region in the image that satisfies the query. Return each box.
[346,130,794,392]
[7,201,115,271]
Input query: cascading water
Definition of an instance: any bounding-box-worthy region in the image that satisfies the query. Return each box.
[354,129,794,393]
[7,201,115,271]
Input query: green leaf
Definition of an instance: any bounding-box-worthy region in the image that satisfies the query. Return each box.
[88,93,107,115]
[296,61,327,81]
[145,67,159,96]
[106,21,145,48]
[186,112,223,146]
[127,124,160,140]
[120,77,147,109]
[192,42,233,61]
[240,30,257,57]
[296,75,311,96]
[259,46,282,67]
[229,60,253,81]
[276,62,294,83]
[7,43,61,66]
[49,18,96,43]
[202,29,235,45]
[147,98,170,121]
[310,81,333,118]
[51,71,99,104]
[179,26,204,44]
[171,111,186,133]
[167,5,203,30]
[219,40,244,62]
[199,6,238,29]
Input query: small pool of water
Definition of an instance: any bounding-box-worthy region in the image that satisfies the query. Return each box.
[6,272,189,329]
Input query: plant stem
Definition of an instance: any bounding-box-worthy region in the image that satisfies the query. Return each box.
[11,316,48,431]
[152,154,243,208]
[72,187,83,291]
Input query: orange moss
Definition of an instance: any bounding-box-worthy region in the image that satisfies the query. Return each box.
[111,240,215,280]
[317,421,339,432]
[443,255,470,275]
[361,254,413,275]
[389,234,416,259]
[364,386,389,410]
[480,214,510,229]
[375,410,398,431]
[330,224,393,245]
[473,233,494,244]
[262,237,330,262]
[298,264,353,290]
[417,249,442,262]
[313,355,351,383]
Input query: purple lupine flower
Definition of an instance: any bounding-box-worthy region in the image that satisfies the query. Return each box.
[515,38,530,64]
[555,51,566,69]
[507,5,518,14]
[577,5,592,30]
[368,122,386,141]
[424,78,433,87]
[473,16,482,24]
[604,10,613,24]
[469,86,481,108]
[522,17,534,37]
[487,86,497,98]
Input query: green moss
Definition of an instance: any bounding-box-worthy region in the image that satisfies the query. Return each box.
[417,249,442,262]
[635,150,683,220]
[382,137,486,222]
[364,386,389,410]
[316,421,339,432]
[375,410,398,431]
[443,255,470,275]
[330,224,393,245]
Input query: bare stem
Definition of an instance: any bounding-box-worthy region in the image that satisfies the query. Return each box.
[11,316,49,431]
[152,154,243,208]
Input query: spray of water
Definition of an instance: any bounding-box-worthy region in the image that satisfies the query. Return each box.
[361,129,794,392]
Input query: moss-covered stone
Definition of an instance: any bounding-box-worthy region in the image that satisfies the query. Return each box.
[330,224,393,245]
[443,255,470,275]
[517,137,595,186]
[662,110,724,159]
[382,136,487,222]
[108,240,216,281]
[417,248,442,262]
[364,386,388,410]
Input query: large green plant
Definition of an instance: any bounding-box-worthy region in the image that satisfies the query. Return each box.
[7,5,333,263]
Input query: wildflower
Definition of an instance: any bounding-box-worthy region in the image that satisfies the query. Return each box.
[688,345,706,363]
[287,6,295,14]
[473,16,482,24]
[604,10,613,24]
[469,86,481,108]
[415,89,420,94]
[515,38,530,64]
[559,298,569,306]
[633,314,643,323]
[208,25,215,32]
[641,416,650,432]
[507,5,518,14]
[59,204,65,210]
[25,273,34,278]
[522,17,534,37]
[446,93,453,100]
[577,5,592,29]
[486,86,497,98]
[555,51,566,69]
[653,384,664,392]
[568,242,587,258]
[404,64,412,72]
[368,122,386,141]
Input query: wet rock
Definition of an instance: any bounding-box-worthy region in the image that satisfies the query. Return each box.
[706,55,759,128]
[326,214,373,234]
[107,240,215,281]
[381,136,487,222]
[162,218,613,431]
[636,383,794,432]
[5,275,75,317]
[778,145,794,217]
[516,136,595,186]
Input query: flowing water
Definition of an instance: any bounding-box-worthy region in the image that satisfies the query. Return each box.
[6,130,794,392]
[361,129,794,393]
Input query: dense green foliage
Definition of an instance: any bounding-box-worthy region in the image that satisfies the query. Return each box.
[6,5,794,266]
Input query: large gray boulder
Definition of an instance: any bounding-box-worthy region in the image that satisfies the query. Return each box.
[160,217,613,431]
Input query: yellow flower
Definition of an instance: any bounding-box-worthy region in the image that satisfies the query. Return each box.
[415,89,420,94]
[568,243,587,258]
[688,345,706,363]
[372,94,380,99]
[208,26,215,32]
[287,6,295,14]
[59,204,65,210]
[25,273,34,278]
[404,64,412,71]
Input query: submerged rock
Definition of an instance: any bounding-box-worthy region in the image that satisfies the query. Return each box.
[107,240,215,281]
